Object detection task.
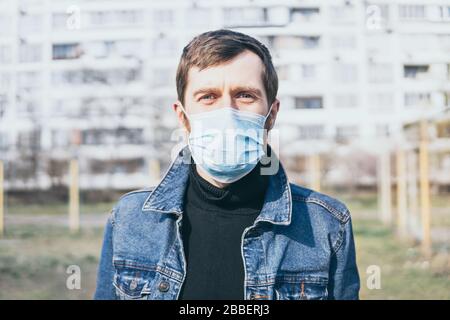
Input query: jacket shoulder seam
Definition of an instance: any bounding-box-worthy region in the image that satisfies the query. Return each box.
[330,218,350,255]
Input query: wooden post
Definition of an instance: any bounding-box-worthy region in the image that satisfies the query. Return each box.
[149,159,160,184]
[406,151,420,240]
[309,154,321,192]
[419,119,432,257]
[0,160,4,237]
[396,149,408,239]
[69,159,80,233]
[378,150,392,224]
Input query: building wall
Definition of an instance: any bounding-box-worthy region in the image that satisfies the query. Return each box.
[0,0,449,189]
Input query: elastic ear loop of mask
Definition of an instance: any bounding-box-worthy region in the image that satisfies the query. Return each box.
[178,104,191,123]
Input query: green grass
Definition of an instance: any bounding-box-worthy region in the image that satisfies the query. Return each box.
[0,224,103,299]
[354,219,450,300]
[0,194,450,299]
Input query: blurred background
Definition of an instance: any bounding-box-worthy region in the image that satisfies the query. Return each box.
[0,0,449,299]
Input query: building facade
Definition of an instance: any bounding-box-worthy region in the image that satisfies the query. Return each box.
[0,0,449,190]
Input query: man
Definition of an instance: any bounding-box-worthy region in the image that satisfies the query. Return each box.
[94,29,360,300]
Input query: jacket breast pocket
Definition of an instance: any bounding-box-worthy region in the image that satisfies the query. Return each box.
[273,274,328,300]
[113,263,155,300]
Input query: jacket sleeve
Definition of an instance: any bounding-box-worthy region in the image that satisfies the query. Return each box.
[93,209,117,300]
[327,216,360,300]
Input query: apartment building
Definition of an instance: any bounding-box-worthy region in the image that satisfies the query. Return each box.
[0,0,449,190]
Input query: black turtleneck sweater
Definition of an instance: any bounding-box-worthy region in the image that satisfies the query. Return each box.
[178,162,269,300]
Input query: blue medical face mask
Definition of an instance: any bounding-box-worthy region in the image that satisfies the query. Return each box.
[180,105,273,183]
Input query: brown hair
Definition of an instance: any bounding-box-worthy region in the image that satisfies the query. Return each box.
[176,29,278,106]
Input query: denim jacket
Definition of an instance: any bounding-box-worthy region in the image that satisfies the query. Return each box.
[94,146,360,300]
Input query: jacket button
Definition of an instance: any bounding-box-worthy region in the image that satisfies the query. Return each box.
[158,280,170,292]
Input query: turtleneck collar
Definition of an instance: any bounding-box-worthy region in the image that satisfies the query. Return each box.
[187,161,269,215]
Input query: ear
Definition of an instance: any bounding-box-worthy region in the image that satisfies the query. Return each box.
[173,101,190,132]
[266,99,280,131]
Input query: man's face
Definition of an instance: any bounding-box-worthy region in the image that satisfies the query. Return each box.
[174,50,279,131]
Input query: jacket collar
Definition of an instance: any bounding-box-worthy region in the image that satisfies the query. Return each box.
[142,145,292,226]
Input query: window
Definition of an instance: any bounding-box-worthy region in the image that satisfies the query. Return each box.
[336,126,359,142]
[151,37,177,57]
[17,99,40,117]
[368,64,393,83]
[290,8,320,23]
[82,128,143,145]
[0,15,12,36]
[52,129,71,148]
[0,94,7,119]
[330,4,356,23]
[404,92,431,107]
[52,13,70,30]
[441,36,450,51]
[18,71,42,89]
[19,14,43,34]
[399,5,425,20]
[303,36,321,49]
[301,64,316,79]
[439,6,450,20]
[0,45,11,64]
[89,10,143,27]
[330,35,356,49]
[152,9,174,28]
[19,43,42,63]
[295,96,323,109]
[298,125,324,140]
[365,4,390,30]
[273,36,320,50]
[0,131,8,150]
[52,43,82,60]
[368,93,394,109]
[376,124,390,138]
[83,41,109,59]
[119,10,143,25]
[0,73,10,92]
[17,130,41,150]
[223,7,268,27]
[332,64,358,83]
[333,94,358,108]
[186,8,212,28]
[404,65,430,79]
[115,40,143,58]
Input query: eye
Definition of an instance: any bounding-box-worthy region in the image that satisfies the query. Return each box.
[237,92,255,100]
[199,94,215,101]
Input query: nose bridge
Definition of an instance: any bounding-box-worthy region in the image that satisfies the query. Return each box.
[220,92,233,109]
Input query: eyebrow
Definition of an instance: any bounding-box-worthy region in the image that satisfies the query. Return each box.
[192,86,263,98]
